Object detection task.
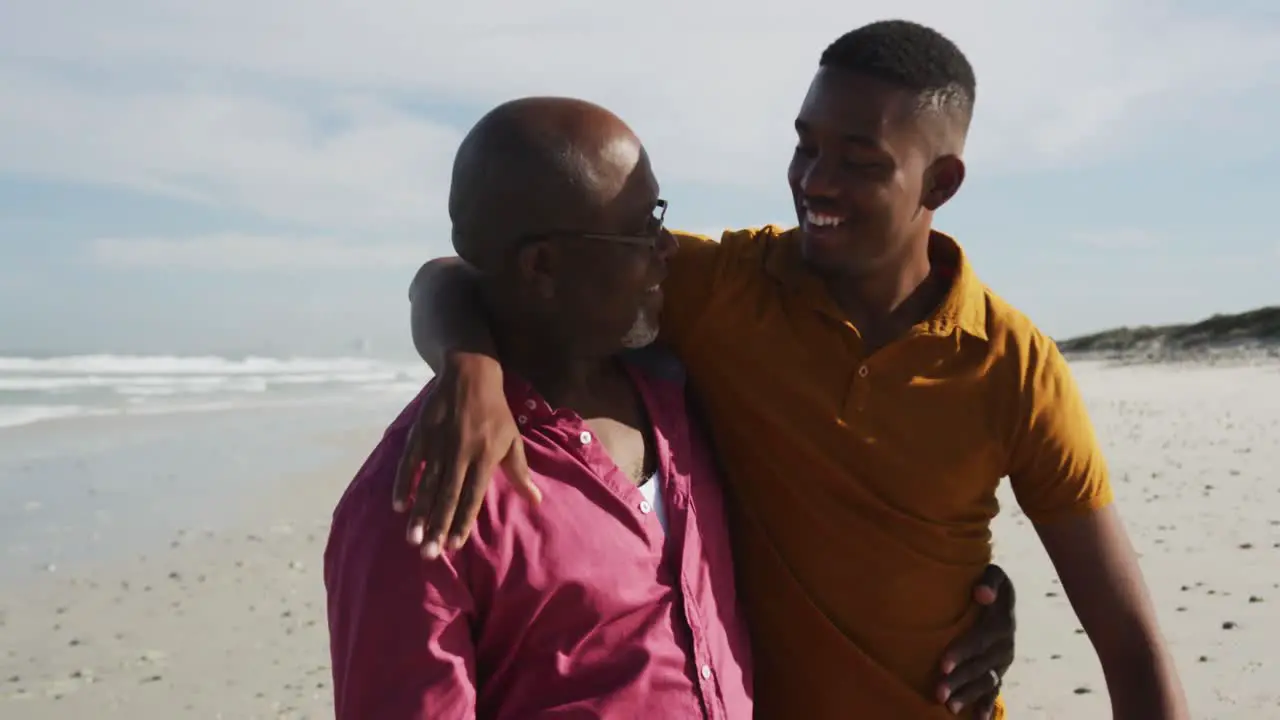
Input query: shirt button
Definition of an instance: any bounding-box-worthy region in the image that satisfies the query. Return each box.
[525,399,537,410]
[857,365,869,378]
[700,664,712,679]
[516,415,528,425]
[579,430,592,445]
[639,500,652,514]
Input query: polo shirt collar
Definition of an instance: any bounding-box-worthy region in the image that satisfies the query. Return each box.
[763,226,988,341]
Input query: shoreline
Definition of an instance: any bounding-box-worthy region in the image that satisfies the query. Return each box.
[0,395,406,588]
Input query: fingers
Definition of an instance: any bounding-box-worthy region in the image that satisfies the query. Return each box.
[940,579,1015,675]
[501,436,540,505]
[444,450,495,551]
[936,644,1011,714]
[973,693,997,720]
[403,396,446,545]
[939,618,988,677]
[972,563,1009,606]
[395,389,446,520]
[393,416,427,513]
[420,430,467,559]
[402,414,444,542]
[391,369,531,560]
[447,437,533,550]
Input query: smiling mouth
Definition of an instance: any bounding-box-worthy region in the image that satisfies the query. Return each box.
[805,209,844,229]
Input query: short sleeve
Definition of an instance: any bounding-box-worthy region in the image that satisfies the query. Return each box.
[1006,333,1114,524]
[659,230,728,354]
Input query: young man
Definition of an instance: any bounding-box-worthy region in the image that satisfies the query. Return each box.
[398,20,1187,720]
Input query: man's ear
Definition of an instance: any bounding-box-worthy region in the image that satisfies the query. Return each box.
[922,154,965,212]
[514,240,557,300]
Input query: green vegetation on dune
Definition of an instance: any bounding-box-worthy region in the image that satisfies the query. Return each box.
[1058,306,1280,353]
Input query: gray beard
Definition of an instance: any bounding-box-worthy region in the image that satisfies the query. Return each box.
[620,307,659,349]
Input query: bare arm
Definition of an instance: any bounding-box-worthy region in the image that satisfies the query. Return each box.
[407,257,497,372]
[397,232,727,555]
[1009,335,1186,719]
[397,257,536,558]
[1036,508,1187,719]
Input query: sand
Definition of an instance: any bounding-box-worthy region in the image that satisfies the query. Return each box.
[991,360,1280,718]
[1,361,1277,718]
[0,423,381,720]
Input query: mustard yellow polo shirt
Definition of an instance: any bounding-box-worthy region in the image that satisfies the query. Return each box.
[661,225,1113,719]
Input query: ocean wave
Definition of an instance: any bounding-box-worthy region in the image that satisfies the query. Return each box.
[0,405,98,429]
[0,354,406,375]
[0,354,431,431]
[0,371,404,394]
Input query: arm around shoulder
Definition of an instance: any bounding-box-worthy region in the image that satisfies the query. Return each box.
[408,256,498,374]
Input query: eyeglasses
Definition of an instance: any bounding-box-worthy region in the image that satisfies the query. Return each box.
[525,199,668,250]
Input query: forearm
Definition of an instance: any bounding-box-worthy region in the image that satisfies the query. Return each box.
[1036,510,1189,720]
[408,257,498,373]
[1101,641,1187,720]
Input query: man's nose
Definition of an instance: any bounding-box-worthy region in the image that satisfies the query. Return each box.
[799,155,841,200]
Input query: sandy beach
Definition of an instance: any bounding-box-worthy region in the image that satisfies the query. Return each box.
[0,398,398,720]
[2,360,1277,718]
[992,360,1280,718]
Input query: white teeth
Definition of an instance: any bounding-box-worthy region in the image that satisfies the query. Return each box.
[805,210,843,228]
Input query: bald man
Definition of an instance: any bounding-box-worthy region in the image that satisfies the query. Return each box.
[324,97,753,719]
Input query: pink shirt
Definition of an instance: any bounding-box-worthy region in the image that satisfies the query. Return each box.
[324,352,753,719]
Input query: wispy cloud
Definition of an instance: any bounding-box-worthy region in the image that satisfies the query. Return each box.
[1,0,1278,292]
[0,66,459,231]
[89,234,424,271]
[3,1,1279,229]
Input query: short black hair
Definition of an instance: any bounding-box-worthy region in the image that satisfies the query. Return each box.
[820,20,975,127]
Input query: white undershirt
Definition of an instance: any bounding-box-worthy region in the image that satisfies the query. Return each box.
[638,469,668,533]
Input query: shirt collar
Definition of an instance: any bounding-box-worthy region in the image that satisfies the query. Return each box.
[501,352,683,429]
[762,226,988,341]
[503,373,556,428]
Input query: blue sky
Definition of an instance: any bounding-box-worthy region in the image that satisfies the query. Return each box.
[1,1,1278,359]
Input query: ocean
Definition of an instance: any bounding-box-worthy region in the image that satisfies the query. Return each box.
[0,353,431,430]
[0,354,433,584]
